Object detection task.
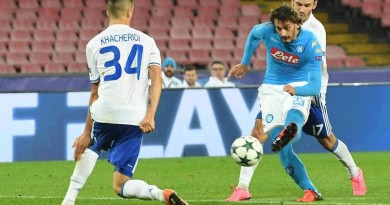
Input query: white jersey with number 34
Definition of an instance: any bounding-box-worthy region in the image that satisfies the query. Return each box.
[87,24,161,126]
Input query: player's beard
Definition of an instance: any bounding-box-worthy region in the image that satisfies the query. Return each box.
[281,36,291,43]
[165,70,174,77]
[299,13,308,22]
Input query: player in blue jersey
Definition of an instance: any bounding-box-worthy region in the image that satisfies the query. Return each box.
[227,5,323,202]
[61,1,188,205]
[227,0,366,202]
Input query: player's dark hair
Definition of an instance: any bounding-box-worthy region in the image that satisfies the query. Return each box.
[184,66,196,73]
[107,0,133,19]
[270,4,302,25]
[210,60,226,68]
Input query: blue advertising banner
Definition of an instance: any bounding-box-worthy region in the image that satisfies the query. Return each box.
[1,85,389,162]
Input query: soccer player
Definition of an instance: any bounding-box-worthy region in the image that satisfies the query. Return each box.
[162,57,183,88]
[61,1,188,205]
[226,0,366,202]
[227,5,323,202]
[204,60,235,87]
[182,67,202,88]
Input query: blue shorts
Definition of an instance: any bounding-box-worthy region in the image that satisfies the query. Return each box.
[302,97,332,138]
[255,96,332,138]
[89,122,143,177]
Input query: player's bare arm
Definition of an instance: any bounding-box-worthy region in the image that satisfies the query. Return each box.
[73,83,99,161]
[227,64,249,80]
[140,65,162,133]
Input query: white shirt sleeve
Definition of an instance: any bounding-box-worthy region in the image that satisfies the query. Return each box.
[149,39,161,67]
[86,42,100,83]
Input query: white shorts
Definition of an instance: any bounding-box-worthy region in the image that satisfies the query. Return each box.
[258,82,311,133]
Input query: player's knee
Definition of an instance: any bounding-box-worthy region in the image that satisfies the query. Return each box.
[113,173,131,196]
[317,133,336,151]
[251,119,268,143]
[251,127,261,140]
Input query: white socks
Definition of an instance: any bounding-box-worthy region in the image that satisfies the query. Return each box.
[332,139,359,177]
[121,179,164,201]
[62,149,165,203]
[237,161,260,190]
[63,149,99,203]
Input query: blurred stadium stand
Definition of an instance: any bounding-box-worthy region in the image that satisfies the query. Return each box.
[0,0,389,76]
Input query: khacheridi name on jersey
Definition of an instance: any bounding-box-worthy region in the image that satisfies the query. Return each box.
[100,33,141,45]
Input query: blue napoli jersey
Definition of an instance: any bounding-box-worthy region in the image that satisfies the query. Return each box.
[241,22,323,85]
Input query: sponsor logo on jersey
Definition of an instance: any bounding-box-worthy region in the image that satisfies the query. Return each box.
[270,47,299,64]
[296,45,305,53]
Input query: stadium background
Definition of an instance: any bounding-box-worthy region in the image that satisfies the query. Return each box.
[0,0,389,163]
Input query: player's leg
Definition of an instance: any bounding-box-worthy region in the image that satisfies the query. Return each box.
[109,124,188,205]
[302,99,366,195]
[268,127,323,202]
[239,114,269,190]
[62,149,99,205]
[226,115,268,202]
[271,93,322,201]
[62,133,100,205]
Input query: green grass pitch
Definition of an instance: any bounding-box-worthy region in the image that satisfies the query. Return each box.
[1,152,389,205]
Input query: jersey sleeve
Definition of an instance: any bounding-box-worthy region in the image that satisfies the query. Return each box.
[317,24,327,68]
[148,39,161,67]
[86,42,100,83]
[306,35,323,72]
[241,22,271,65]
[294,35,322,96]
[317,25,326,54]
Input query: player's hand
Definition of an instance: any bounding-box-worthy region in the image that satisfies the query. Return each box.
[73,133,92,161]
[140,115,155,133]
[227,64,249,80]
[283,85,296,96]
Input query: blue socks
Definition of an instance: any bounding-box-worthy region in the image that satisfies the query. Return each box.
[269,109,318,191]
[278,144,318,191]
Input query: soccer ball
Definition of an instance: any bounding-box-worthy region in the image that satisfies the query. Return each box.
[231,136,263,167]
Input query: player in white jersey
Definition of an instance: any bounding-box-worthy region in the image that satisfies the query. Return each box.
[226,0,366,202]
[61,1,188,205]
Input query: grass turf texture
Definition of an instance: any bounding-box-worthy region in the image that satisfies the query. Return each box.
[1,152,389,205]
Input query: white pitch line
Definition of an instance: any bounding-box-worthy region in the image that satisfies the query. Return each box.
[0,195,389,205]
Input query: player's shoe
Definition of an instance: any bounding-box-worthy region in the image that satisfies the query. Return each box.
[225,186,252,202]
[61,199,75,205]
[163,189,189,205]
[351,167,366,195]
[297,190,323,202]
[271,123,298,153]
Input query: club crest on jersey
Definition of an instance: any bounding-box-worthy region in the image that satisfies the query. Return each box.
[296,45,304,53]
[271,47,299,64]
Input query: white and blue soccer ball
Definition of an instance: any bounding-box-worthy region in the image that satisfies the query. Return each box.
[231,136,263,167]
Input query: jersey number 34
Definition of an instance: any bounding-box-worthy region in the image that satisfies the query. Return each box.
[100,44,143,81]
